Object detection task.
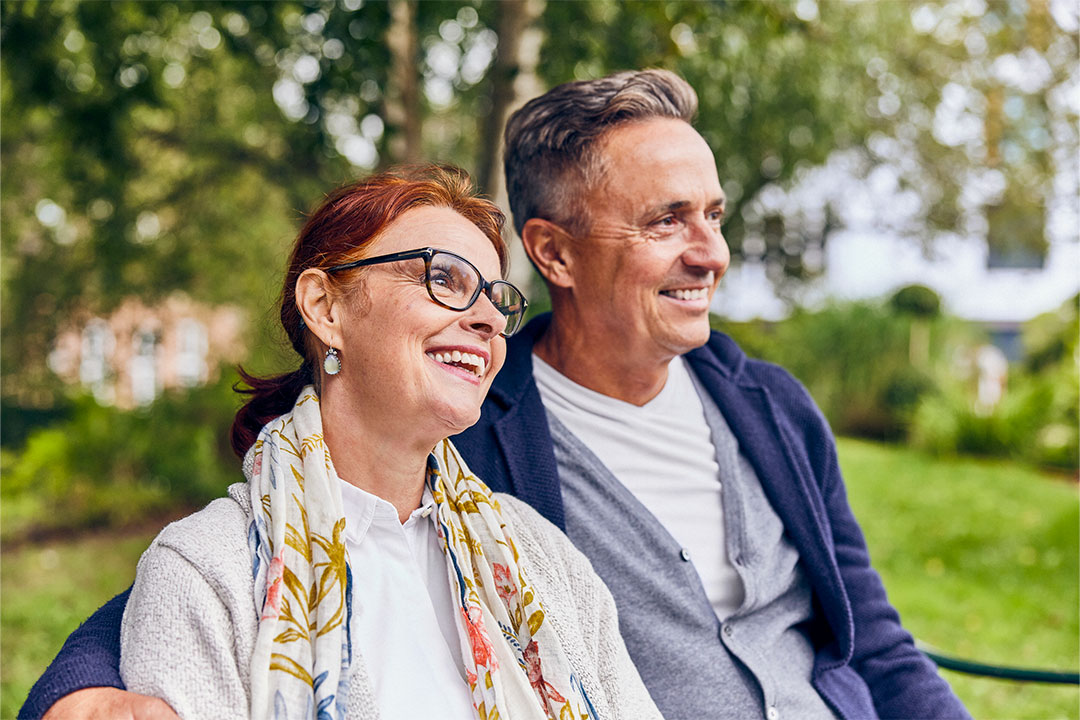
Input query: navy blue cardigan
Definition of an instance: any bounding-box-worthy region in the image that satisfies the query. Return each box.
[454,315,969,720]
[21,314,969,720]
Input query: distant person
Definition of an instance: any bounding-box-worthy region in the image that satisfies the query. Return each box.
[26,71,969,720]
[29,166,660,720]
[974,343,1008,414]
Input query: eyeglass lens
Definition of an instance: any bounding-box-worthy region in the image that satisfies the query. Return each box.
[429,252,525,335]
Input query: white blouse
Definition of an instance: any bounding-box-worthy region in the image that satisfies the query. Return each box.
[338,480,476,720]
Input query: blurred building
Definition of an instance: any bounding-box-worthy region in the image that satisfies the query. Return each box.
[713,233,1079,362]
[47,294,246,408]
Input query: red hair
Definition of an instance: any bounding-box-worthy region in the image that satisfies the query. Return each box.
[230,165,507,456]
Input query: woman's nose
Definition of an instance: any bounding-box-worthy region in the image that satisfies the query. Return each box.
[463,291,507,338]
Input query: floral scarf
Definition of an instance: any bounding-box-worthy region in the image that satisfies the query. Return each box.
[245,387,596,720]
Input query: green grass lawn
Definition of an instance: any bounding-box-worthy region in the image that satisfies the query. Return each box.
[1,439,1077,719]
[1,530,156,718]
[838,438,1079,720]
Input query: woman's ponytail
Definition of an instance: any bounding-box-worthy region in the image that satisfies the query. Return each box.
[229,364,313,457]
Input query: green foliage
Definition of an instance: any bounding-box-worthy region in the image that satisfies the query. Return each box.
[911,360,1079,470]
[1022,295,1080,374]
[1,376,240,542]
[889,284,942,318]
[0,398,76,450]
[910,296,1079,470]
[720,292,1078,470]
[911,377,1058,461]
[719,300,952,439]
[5,0,1076,405]
[709,316,778,363]
[539,0,873,275]
[538,0,1077,282]
[838,438,1079,720]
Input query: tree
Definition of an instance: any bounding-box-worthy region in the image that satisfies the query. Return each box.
[890,284,943,367]
[537,0,1077,287]
[3,0,1075,409]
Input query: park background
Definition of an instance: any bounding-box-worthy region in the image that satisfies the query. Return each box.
[1,0,1077,717]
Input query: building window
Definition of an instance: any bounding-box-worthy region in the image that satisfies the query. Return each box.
[130,329,159,407]
[176,318,209,387]
[80,319,115,403]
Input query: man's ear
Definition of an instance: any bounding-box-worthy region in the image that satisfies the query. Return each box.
[521,218,575,290]
[295,269,341,349]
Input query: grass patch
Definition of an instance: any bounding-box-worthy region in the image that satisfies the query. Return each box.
[839,437,1079,719]
[1,530,156,718]
[1,441,1076,719]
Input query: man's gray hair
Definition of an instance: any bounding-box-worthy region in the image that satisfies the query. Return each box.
[503,69,698,238]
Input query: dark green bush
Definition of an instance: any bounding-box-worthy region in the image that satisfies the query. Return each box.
[888,284,942,318]
[722,301,944,439]
[1,376,241,542]
[911,370,1078,470]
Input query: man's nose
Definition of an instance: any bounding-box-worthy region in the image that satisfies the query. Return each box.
[682,217,731,274]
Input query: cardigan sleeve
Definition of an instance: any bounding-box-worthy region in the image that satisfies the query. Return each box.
[775,370,971,719]
[818,438,972,719]
[119,495,257,720]
[18,590,129,719]
[120,534,251,720]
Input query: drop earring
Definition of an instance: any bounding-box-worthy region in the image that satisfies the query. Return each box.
[323,347,341,376]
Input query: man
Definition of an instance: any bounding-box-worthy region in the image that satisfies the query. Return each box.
[23,70,969,720]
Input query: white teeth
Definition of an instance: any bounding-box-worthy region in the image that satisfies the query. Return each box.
[426,351,486,378]
[666,288,708,301]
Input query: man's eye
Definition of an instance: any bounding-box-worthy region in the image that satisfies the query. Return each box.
[656,216,677,227]
[708,210,725,225]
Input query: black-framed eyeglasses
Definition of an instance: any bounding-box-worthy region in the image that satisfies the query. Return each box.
[326,247,529,337]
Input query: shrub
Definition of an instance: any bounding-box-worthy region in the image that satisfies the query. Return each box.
[910,354,1079,470]
[723,301,946,439]
[1,376,241,542]
[888,284,942,318]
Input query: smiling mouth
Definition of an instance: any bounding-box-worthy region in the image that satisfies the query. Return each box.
[660,272,715,302]
[426,350,486,378]
[660,287,710,301]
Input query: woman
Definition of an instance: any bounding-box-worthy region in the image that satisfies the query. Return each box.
[118,166,661,720]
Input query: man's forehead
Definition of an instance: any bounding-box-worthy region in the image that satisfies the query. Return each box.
[593,121,724,205]
[599,117,709,154]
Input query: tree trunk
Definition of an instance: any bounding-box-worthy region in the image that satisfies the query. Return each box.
[477,0,545,201]
[909,319,930,368]
[477,0,546,290]
[384,0,422,164]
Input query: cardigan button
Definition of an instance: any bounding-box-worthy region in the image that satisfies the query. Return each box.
[767,707,779,720]
[679,548,691,562]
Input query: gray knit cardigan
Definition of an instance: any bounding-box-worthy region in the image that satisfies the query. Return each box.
[119,483,661,720]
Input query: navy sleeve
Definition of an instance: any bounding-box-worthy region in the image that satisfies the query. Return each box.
[780,375,971,719]
[19,588,130,720]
